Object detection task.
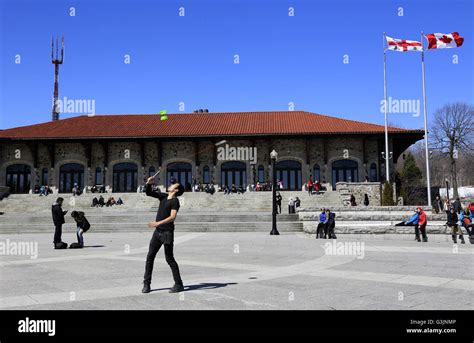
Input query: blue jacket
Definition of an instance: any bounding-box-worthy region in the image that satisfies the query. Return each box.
[319,212,327,223]
[460,211,473,225]
[405,213,419,225]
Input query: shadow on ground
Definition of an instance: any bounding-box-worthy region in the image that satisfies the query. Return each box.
[151,282,237,293]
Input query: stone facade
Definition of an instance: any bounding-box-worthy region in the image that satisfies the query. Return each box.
[336,182,382,206]
[0,136,395,193]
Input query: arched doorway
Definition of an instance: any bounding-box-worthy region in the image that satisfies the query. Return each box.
[258,165,265,183]
[369,163,378,182]
[221,161,246,188]
[59,163,84,193]
[203,165,210,184]
[5,164,31,193]
[113,162,138,192]
[276,160,302,190]
[167,162,192,191]
[331,159,358,190]
[313,164,321,182]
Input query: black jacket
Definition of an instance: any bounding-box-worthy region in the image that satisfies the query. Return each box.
[447,212,458,226]
[52,204,66,227]
[73,211,91,231]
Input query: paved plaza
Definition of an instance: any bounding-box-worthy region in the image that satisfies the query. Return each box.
[0,231,473,310]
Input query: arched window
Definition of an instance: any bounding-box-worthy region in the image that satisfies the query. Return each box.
[113,162,138,192]
[203,165,210,184]
[275,160,302,190]
[167,162,192,191]
[258,165,265,183]
[95,167,102,185]
[41,167,49,186]
[148,166,156,177]
[59,163,85,193]
[221,161,247,188]
[6,164,31,193]
[331,159,358,190]
[369,163,378,182]
[313,164,321,183]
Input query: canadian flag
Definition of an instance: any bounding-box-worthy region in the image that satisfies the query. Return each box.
[385,36,422,52]
[425,32,464,49]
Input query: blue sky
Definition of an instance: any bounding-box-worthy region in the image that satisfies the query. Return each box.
[0,0,472,129]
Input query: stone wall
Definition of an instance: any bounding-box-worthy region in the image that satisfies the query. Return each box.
[0,136,391,192]
[336,182,382,206]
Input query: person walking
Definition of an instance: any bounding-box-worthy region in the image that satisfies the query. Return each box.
[142,172,185,294]
[446,207,465,244]
[52,197,68,249]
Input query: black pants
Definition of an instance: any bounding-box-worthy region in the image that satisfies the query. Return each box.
[462,224,474,236]
[316,223,325,238]
[415,223,427,241]
[144,230,182,285]
[53,225,62,244]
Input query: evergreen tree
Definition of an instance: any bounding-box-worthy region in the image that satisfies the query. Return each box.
[400,153,423,205]
[382,181,395,206]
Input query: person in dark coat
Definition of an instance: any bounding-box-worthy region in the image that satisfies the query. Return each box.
[276,192,282,214]
[326,210,337,239]
[52,197,67,249]
[98,195,105,207]
[446,207,465,244]
[71,211,91,247]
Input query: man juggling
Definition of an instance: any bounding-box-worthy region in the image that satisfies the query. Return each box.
[142,168,185,294]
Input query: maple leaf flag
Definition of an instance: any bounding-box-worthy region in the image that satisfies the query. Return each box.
[425,32,464,49]
[386,36,423,52]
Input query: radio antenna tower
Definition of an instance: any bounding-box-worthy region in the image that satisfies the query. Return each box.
[51,36,64,121]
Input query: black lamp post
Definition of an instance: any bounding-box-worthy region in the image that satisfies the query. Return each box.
[270,149,280,235]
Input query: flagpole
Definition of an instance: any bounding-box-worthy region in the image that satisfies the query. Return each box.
[421,31,432,207]
[383,32,390,182]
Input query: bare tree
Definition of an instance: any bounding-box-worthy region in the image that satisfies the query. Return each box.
[430,102,474,199]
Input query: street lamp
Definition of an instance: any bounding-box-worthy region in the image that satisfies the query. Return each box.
[270,149,279,235]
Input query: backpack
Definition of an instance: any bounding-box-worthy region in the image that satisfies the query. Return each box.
[69,242,83,249]
[54,242,68,249]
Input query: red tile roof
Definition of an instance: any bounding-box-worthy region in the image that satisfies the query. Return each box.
[0,111,423,140]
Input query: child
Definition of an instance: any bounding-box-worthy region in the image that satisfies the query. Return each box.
[70,211,91,248]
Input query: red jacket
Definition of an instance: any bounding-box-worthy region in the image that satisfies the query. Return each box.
[418,210,427,226]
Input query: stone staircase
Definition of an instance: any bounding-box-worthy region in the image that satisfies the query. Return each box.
[0,191,342,234]
[0,192,463,236]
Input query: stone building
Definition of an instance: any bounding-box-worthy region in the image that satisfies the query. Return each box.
[0,111,423,194]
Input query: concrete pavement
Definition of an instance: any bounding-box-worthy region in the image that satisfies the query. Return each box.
[0,231,473,310]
